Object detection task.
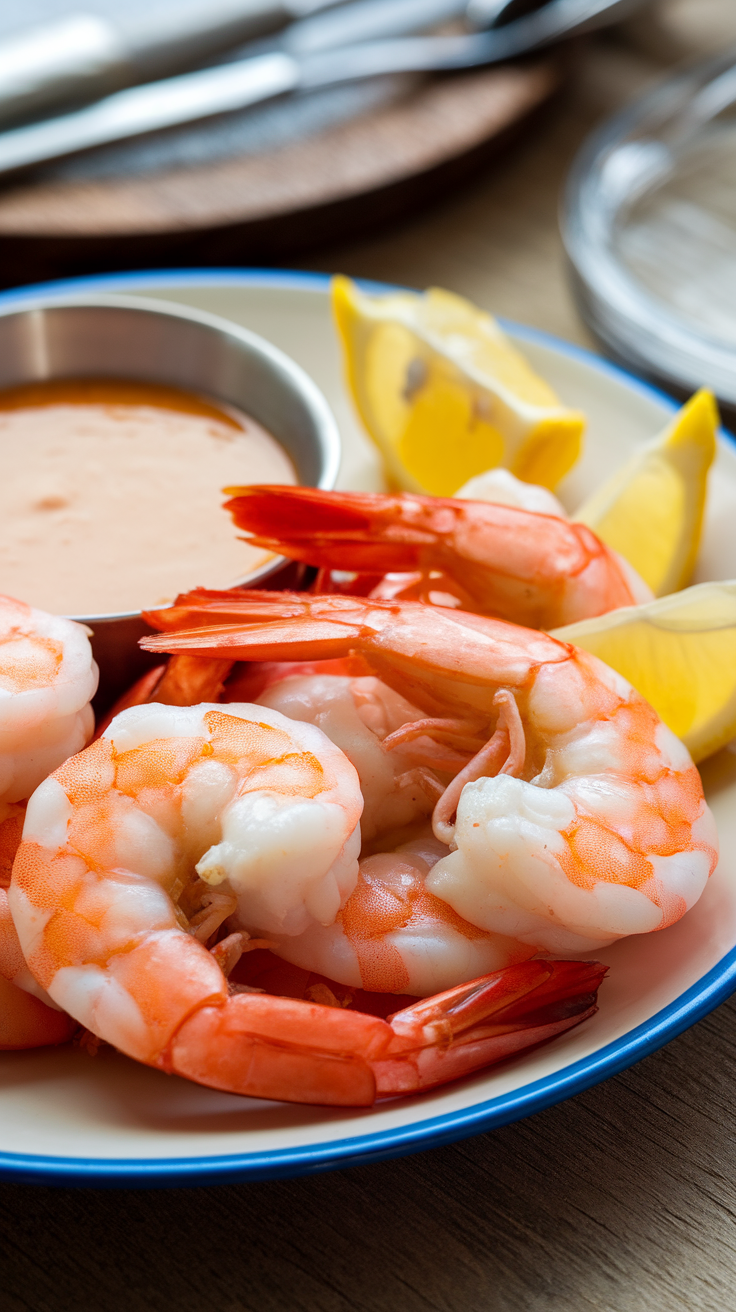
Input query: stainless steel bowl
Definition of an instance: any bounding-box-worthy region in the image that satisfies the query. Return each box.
[0,293,341,710]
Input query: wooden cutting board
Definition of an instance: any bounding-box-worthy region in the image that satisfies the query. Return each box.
[0,60,559,287]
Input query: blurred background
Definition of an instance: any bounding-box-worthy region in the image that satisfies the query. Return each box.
[0,0,734,386]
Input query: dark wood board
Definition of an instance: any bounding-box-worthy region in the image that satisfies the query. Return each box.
[0,61,559,288]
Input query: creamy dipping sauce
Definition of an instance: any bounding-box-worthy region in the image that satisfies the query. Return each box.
[0,378,296,615]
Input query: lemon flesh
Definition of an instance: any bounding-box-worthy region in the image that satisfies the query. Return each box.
[552,580,736,763]
[332,275,586,496]
[574,389,718,597]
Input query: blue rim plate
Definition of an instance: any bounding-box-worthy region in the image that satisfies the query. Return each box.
[0,267,734,1188]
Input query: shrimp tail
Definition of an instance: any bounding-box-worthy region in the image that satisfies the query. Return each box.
[224,486,446,574]
[142,588,310,633]
[223,486,643,626]
[94,655,235,738]
[163,960,605,1106]
[141,593,372,663]
[376,959,605,1096]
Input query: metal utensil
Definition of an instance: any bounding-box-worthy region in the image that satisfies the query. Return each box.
[466,0,643,32]
[0,0,651,178]
[272,0,469,58]
[0,0,347,128]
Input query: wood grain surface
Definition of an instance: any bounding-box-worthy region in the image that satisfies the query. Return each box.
[3,4,736,1311]
[3,1000,736,1311]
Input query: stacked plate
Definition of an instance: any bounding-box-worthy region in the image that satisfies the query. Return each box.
[563,49,736,420]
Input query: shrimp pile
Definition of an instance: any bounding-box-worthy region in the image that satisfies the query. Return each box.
[247,674,533,995]
[140,593,718,978]
[109,626,544,996]
[223,486,650,627]
[0,595,98,1047]
[9,699,604,1104]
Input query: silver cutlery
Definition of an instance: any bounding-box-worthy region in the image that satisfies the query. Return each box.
[0,0,651,179]
[0,0,348,127]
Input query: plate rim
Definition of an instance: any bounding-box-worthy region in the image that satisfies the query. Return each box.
[0,265,733,1189]
[1,942,736,1188]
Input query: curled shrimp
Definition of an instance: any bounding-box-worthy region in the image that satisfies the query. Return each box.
[0,595,98,1047]
[106,623,536,995]
[223,486,650,628]
[141,593,718,959]
[9,698,604,1104]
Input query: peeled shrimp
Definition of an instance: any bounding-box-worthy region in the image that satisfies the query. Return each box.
[223,486,650,628]
[107,625,538,996]
[247,674,531,994]
[142,593,718,963]
[9,698,604,1104]
[0,595,98,1047]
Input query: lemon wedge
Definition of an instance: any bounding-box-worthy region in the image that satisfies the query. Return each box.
[332,275,586,496]
[574,389,718,597]
[551,580,736,763]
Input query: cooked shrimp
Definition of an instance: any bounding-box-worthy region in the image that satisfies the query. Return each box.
[223,486,650,628]
[293,470,566,608]
[313,471,568,610]
[108,607,533,993]
[248,676,534,991]
[9,698,605,1103]
[142,593,718,957]
[0,595,98,1047]
[455,467,566,515]
[255,823,537,997]
[251,670,459,842]
[0,595,97,804]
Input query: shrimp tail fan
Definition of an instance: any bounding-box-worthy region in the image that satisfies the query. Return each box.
[223,485,454,572]
[141,591,374,663]
[167,959,606,1105]
[376,958,607,1096]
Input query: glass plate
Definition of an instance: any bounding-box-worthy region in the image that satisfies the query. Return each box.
[563,49,736,418]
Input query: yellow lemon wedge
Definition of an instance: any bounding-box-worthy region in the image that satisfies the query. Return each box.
[574,389,718,596]
[551,580,736,763]
[332,275,586,496]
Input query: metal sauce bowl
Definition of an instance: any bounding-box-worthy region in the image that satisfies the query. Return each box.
[0,294,341,711]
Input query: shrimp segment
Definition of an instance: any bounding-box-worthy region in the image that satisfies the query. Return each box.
[0,596,97,1048]
[169,959,605,1103]
[224,486,648,627]
[142,594,718,954]
[10,699,604,1103]
[0,595,98,804]
[0,802,77,1047]
[10,702,361,1070]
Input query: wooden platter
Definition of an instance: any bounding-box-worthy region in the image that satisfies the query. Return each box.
[0,60,559,287]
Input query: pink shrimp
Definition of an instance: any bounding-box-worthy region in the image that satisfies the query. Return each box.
[223,486,650,628]
[9,697,604,1104]
[140,593,718,961]
[0,595,98,1047]
[111,602,529,993]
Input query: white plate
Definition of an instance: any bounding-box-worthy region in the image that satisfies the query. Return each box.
[1,268,735,1187]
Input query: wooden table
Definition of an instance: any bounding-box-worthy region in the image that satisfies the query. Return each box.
[3,4,736,1309]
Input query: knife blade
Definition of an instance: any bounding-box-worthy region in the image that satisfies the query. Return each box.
[0,1,346,128]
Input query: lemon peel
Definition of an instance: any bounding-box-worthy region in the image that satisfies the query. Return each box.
[332,275,585,497]
[574,389,718,597]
